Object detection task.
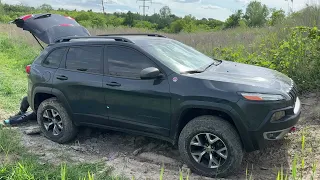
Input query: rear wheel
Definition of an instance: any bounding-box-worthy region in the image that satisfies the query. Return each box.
[178,115,243,178]
[37,98,78,143]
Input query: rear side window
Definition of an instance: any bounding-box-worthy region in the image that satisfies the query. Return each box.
[42,48,66,68]
[66,46,103,74]
[105,46,156,78]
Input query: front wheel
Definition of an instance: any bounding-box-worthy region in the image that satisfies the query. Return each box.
[37,98,78,143]
[178,115,243,178]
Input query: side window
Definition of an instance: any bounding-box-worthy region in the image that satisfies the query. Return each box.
[105,46,156,78]
[42,48,66,68]
[66,46,103,74]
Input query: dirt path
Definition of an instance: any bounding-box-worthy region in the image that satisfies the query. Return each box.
[1,93,319,180]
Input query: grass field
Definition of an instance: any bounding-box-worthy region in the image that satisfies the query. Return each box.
[0,4,319,178]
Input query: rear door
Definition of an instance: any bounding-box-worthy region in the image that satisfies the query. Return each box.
[103,45,171,136]
[53,45,106,125]
[28,47,67,107]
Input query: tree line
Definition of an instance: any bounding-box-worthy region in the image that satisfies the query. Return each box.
[0,1,287,33]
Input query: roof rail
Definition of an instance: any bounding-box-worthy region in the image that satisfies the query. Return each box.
[97,33,167,38]
[54,36,134,43]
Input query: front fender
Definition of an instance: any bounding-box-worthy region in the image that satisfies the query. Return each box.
[171,100,255,152]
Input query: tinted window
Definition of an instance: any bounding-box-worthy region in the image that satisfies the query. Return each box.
[42,48,66,68]
[106,46,156,78]
[66,46,102,74]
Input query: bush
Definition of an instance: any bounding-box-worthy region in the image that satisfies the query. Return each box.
[213,26,320,92]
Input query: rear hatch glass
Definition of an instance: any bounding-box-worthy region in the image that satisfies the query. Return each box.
[12,13,90,44]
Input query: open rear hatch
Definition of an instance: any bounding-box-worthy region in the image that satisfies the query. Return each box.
[11,13,90,48]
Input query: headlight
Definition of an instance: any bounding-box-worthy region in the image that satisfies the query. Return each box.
[241,93,285,101]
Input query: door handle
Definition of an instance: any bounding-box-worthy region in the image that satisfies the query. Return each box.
[106,82,121,87]
[56,75,68,80]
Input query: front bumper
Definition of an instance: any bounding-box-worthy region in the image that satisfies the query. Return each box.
[249,96,301,150]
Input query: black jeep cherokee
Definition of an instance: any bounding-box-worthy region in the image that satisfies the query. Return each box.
[13,14,301,178]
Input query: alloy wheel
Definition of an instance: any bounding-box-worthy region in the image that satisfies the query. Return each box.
[42,109,63,136]
[190,133,228,169]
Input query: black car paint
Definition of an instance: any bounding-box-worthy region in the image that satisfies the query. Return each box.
[12,13,90,44]
[27,38,300,152]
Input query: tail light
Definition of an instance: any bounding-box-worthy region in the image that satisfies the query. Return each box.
[65,16,75,20]
[26,65,31,74]
[21,14,33,21]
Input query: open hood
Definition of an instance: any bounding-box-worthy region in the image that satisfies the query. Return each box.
[11,13,90,44]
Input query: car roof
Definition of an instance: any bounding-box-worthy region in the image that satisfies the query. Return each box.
[52,34,169,45]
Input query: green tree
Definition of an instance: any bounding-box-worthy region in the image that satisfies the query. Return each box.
[170,19,184,33]
[269,9,286,26]
[182,15,197,32]
[106,15,124,27]
[0,1,4,16]
[123,11,134,27]
[75,11,90,22]
[134,20,157,30]
[158,6,172,30]
[224,10,243,29]
[159,6,171,19]
[39,3,53,12]
[169,15,197,33]
[91,15,106,28]
[244,1,269,27]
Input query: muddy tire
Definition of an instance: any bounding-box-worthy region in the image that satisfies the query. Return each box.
[178,115,243,178]
[37,97,78,143]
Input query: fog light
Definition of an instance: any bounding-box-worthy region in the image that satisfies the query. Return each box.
[265,132,282,140]
[271,111,286,121]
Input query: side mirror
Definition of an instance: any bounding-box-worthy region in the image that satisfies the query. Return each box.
[140,67,161,80]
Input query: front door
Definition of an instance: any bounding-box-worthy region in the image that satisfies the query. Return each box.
[103,45,171,136]
[53,45,106,125]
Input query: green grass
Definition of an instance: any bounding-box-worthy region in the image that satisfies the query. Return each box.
[0,36,125,179]
[0,127,122,180]
[0,20,319,179]
[0,35,39,112]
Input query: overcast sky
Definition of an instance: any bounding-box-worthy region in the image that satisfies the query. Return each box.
[2,0,317,21]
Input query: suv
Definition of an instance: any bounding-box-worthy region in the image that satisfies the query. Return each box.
[13,14,301,178]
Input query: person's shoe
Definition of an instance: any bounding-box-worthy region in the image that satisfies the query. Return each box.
[3,119,10,125]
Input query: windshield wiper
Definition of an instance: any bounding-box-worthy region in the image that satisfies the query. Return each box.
[204,62,215,71]
[181,70,204,74]
[204,60,222,71]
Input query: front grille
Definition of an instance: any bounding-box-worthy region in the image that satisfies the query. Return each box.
[288,80,298,101]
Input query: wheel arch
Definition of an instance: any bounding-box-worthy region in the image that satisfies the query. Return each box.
[172,101,254,151]
[32,87,75,125]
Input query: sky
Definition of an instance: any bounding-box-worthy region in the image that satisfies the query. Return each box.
[2,0,317,21]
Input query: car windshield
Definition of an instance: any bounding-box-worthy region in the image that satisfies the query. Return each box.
[140,39,219,73]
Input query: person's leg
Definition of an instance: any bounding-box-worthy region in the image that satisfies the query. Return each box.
[3,96,32,125]
[20,96,29,114]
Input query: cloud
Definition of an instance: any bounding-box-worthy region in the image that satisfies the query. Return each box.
[152,1,165,6]
[172,0,201,3]
[2,0,233,20]
[234,0,249,3]
[200,4,225,10]
[2,0,22,5]
[115,8,129,13]
[107,0,125,5]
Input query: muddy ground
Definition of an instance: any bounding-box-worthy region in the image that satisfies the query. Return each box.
[1,92,319,180]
